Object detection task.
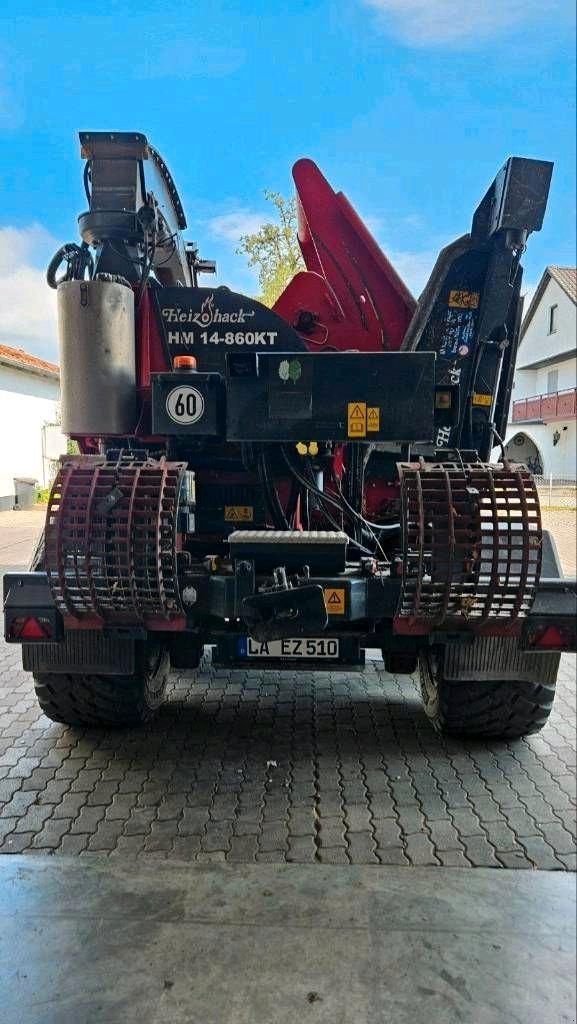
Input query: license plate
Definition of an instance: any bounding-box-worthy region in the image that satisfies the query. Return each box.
[240,637,340,659]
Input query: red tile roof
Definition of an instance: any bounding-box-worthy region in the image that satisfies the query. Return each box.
[549,266,577,305]
[0,343,59,378]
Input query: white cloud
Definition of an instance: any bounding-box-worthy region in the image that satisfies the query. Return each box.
[206,209,265,244]
[0,225,59,360]
[386,247,436,296]
[362,0,559,45]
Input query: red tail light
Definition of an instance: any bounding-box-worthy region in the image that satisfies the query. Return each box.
[535,625,564,648]
[8,616,52,641]
[524,622,575,651]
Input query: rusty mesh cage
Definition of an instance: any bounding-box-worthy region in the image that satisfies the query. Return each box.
[45,455,186,625]
[396,462,542,632]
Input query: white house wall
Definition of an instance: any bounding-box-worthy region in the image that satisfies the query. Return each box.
[0,365,61,507]
[517,277,576,371]
[504,421,576,479]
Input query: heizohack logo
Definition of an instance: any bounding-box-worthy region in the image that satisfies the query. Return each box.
[162,294,256,327]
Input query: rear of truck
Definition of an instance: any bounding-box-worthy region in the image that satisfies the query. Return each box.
[4,133,575,736]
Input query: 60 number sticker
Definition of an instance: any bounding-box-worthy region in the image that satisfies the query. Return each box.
[165,386,204,425]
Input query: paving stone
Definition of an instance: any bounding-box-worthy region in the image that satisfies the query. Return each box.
[463,836,500,867]
[495,850,533,869]
[87,821,125,851]
[34,780,71,805]
[317,846,350,864]
[376,846,410,865]
[85,781,120,806]
[70,770,101,792]
[254,850,286,863]
[0,830,34,853]
[345,805,372,832]
[12,805,53,833]
[70,806,106,834]
[105,794,139,820]
[501,808,541,837]
[51,792,88,819]
[124,808,157,835]
[286,836,317,863]
[31,818,73,849]
[427,819,465,852]
[58,833,90,855]
[520,837,564,870]
[519,796,563,823]
[170,835,203,860]
[449,809,484,837]
[405,834,439,866]
[437,850,471,868]
[20,768,55,791]
[227,835,259,862]
[233,817,261,836]
[537,823,573,856]
[397,808,426,836]
[318,816,347,848]
[347,831,378,863]
[1,789,39,817]
[0,778,22,803]
[259,824,289,852]
[482,822,518,853]
[202,824,233,853]
[373,819,403,847]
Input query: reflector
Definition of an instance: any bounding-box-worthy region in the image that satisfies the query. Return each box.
[536,625,564,648]
[19,617,50,639]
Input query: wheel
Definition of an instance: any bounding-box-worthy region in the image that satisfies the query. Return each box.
[33,644,169,727]
[419,647,559,739]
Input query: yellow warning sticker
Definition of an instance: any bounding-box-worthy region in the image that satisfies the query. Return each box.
[224,506,254,522]
[367,407,380,432]
[472,393,492,407]
[347,402,366,438]
[448,289,480,309]
[324,588,346,615]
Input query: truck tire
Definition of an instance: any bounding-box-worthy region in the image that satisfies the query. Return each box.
[419,649,558,739]
[33,645,169,727]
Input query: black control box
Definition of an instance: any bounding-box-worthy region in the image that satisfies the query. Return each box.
[225,351,435,443]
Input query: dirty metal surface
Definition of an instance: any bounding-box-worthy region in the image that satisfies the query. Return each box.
[396,462,541,633]
[0,637,574,870]
[45,456,186,625]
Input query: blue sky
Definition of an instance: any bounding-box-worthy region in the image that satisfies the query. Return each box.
[0,0,575,360]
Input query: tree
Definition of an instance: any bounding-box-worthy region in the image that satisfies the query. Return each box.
[236,191,304,307]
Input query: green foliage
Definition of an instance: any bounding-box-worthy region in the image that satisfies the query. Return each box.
[236,191,304,307]
[36,487,50,505]
[66,438,80,455]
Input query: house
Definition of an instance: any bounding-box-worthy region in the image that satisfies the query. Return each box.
[504,266,576,479]
[0,344,65,510]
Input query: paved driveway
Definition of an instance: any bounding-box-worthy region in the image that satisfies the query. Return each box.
[0,509,575,869]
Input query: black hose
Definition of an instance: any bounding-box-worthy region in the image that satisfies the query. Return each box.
[258,451,289,530]
[83,161,92,204]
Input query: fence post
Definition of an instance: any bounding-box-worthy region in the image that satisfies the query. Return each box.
[549,472,553,509]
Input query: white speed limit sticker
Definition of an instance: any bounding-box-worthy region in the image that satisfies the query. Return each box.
[165,386,205,425]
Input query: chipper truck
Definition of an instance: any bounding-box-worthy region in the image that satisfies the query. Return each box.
[4,133,576,735]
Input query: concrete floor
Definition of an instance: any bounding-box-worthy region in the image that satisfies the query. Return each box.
[0,856,575,1024]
